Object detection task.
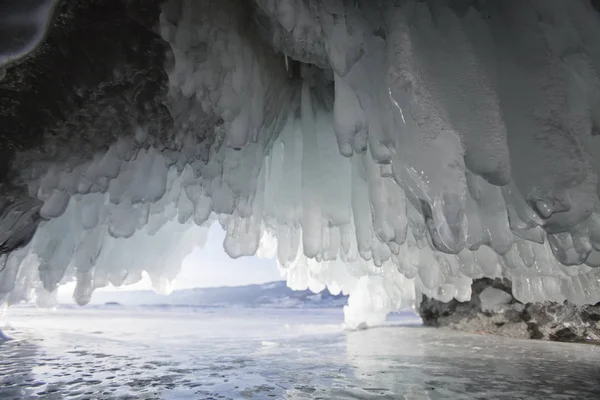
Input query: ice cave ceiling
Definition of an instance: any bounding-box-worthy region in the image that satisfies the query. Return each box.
[2,0,600,325]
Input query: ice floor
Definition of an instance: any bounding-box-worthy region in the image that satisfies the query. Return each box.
[1,307,600,399]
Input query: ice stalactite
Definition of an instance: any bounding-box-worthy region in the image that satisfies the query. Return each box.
[3,0,600,327]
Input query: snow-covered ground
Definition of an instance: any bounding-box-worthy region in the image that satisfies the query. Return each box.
[1,306,600,399]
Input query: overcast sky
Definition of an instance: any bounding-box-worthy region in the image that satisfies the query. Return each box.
[174,224,282,289]
[57,224,282,301]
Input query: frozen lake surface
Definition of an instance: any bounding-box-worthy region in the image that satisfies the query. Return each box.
[1,306,600,399]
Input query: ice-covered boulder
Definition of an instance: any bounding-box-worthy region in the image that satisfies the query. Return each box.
[479,287,513,313]
[419,278,600,343]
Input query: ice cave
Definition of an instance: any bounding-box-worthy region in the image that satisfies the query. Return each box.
[2,0,600,337]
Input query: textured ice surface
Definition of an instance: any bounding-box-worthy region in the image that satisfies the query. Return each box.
[4,0,600,326]
[2,307,600,399]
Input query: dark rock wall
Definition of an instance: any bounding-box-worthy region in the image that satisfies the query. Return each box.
[0,0,170,255]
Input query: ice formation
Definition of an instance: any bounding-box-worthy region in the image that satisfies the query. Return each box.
[3,0,600,327]
[479,286,513,313]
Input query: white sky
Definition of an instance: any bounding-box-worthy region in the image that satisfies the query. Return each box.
[57,224,282,300]
[174,224,282,289]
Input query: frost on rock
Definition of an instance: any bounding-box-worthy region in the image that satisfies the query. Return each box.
[479,287,513,313]
[3,0,600,328]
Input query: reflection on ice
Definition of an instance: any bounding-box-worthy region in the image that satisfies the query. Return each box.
[343,325,600,399]
[1,307,600,399]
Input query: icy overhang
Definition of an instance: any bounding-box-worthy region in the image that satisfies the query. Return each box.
[2,0,600,327]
